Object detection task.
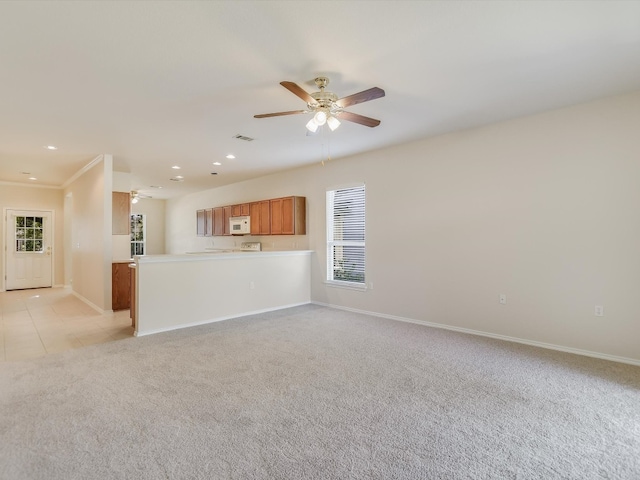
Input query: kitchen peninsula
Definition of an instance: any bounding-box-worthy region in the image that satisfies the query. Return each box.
[132,250,312,336]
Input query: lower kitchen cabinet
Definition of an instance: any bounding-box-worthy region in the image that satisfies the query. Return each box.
[112,262,131,311]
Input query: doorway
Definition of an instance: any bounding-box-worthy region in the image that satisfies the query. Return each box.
[4,209,53,290]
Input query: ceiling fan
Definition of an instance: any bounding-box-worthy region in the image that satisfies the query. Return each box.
[254,77,385,132]
[130,191,152,204]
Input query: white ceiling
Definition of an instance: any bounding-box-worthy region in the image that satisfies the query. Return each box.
[1,1,639,199]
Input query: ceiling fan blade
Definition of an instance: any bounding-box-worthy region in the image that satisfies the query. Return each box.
[336,87,385,108]
[337,111,381,128]
[280,81,316,105]
[254,110,308,118]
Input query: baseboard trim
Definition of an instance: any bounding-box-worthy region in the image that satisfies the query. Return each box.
[70,290,106,314]
[135,301,311,337]
[312,301,640,367]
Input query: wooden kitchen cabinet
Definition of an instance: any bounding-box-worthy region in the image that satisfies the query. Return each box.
[112,262,131,311]
[201,197,305,237]
[213,207,224,236]
[231,203,250,217]
[196,210,205,236]
[270,196,306,235]
[223,206,232,235]
[113,192,131,235]
[205,208,213,236]
[250,200,271,235]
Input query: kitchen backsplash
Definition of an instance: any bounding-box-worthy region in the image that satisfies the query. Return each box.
[193,234,309,252]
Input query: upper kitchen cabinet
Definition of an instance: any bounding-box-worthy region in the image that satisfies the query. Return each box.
[213,207,224,236]
[223,206,232,236]
[113,192,131,235]
[196,209,205,236]
[250,200,271,235]
[271,196,306,235]
[198,196,305,236]
[205,208,213,237]
[231,203,250,217]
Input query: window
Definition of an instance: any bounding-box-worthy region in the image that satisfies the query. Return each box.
[327,185,365,286]
[130,214,146,256]
[15,215,44,253]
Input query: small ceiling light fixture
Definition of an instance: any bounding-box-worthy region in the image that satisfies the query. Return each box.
[213,161,222,166]
[45,145,57,150]
[305,107,341,133]
[326,115,341,131]
[29,177,37,181]
[172,165,181,170]
[305,118,319,133]
[225,154,235,159]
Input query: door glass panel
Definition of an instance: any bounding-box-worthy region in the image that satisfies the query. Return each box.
[15,216,44,253]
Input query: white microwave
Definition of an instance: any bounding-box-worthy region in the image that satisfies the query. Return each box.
[229,216,250,235]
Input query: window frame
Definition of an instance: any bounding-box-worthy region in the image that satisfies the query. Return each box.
[326,184,366,290]
[130,213,146,257]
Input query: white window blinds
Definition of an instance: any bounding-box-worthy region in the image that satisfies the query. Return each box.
[327,185,365,285]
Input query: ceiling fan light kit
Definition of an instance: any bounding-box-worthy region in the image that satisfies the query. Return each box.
[255,76,384,131]
[130,191,152,204]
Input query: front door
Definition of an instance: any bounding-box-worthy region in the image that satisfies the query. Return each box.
[5,209,53,290]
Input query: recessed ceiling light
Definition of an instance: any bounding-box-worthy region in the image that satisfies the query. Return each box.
[169,176,184,182]
[213,162,222,166]
[172,165,181,170]
[211,172,218,175]
[21,171,31,175]
[29,177,37,181]
[149,185,164,189]
[45,145,57,150]
[225,154,235,159]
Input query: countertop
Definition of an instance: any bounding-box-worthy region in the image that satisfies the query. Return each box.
[136,250,313,264]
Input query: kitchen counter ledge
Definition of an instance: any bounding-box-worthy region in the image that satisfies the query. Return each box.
[136,250,313,264]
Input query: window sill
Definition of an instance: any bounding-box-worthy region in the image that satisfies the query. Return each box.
[324,280,367,291]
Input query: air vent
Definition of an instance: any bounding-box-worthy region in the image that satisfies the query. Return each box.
[233,134,254,142]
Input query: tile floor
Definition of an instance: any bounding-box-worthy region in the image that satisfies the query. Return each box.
[0,287,134,362]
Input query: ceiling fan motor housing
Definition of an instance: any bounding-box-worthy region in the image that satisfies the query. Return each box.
[309,76,339,112]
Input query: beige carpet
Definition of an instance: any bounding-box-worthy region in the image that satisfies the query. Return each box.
[1,305,638,479]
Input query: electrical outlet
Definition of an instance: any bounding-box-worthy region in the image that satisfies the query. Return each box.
[499,294,507,305]
[594,305,604,317]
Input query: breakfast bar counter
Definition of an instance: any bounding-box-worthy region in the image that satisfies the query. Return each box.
[132,250,312,336]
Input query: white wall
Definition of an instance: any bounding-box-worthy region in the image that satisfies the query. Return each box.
[132,197,166,255]
[64,155,113,311]
[0,184,65,289]
[166,91,640,363]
